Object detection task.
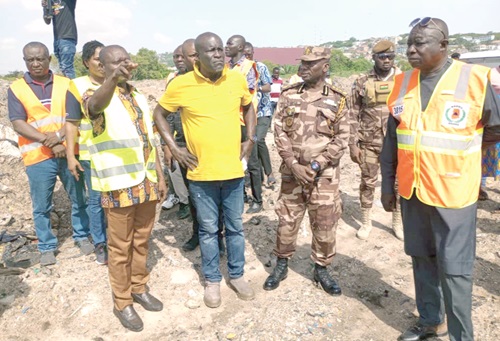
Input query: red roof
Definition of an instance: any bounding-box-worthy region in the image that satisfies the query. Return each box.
[253,48,304,66]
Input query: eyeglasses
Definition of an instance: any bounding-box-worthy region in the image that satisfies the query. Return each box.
[409,17,446,38]
[375,53,395,60]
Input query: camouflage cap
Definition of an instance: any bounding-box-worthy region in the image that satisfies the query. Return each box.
[372,40,395,54]
[299,46,331,61]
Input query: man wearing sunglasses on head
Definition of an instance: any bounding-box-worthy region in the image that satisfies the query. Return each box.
[349,40,403,241]
[381,17,500,341]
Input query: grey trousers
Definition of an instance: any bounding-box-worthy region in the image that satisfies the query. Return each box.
[401,194,476,341]
[412,256,474,341]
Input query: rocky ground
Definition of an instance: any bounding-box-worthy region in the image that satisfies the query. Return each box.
[0,79,499,341]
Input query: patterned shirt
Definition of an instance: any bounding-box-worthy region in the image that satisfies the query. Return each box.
[256,61,273,118]
[83,84,159,208]
[228,55,257,90]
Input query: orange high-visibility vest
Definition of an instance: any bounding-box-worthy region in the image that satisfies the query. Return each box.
[387,60,490,208]
[10,75,70,166]
[230,58,259,125]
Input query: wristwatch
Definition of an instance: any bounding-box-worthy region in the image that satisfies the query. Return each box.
[310,160,321,172]
[248,135,257,143]
[55,131,64,142]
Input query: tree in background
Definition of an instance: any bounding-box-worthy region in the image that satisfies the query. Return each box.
[73,52,88,78]
[329,49,372,76]
[261,61,298,79]
[395,56,412,71]
[130,48,169,80]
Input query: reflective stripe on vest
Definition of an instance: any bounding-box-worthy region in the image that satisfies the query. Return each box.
[70,76,100,161]
[88,138,142,155]
[10,75,70,166]
[19,142,43,154]
[80,122,92,130]
[388,60,489,208]
[87,89,157,192]
[29,116,65,129]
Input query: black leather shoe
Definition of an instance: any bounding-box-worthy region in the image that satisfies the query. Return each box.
[313,264,341,296]
[218,236,226,257]
[398,322,448,341]
[263,257,288,290]
[176,203,191,220]
[113,305,143,332]
[132,292,163,312]
[246,202,263,214]
[182,234,199,251]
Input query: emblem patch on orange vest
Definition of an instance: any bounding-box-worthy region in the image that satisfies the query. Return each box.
[442,102,470,129]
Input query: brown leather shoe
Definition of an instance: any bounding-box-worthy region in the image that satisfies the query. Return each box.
[113,305,143,332]
[131,292,163,312]
[204,281,221,308]
[398,322,448,341]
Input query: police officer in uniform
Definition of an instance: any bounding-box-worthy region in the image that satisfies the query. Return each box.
[264,47,349,296]
[349,40,404,241]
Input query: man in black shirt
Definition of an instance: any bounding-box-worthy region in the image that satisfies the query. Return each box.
[42,0,77,79]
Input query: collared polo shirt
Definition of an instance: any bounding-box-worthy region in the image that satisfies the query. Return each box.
[158,65,252,181]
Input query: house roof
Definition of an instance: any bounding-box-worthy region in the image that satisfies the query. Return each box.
[253,47,304,66]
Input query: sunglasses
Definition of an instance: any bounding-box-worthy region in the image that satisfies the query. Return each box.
[409,17,446,38]
[375,53,395,60]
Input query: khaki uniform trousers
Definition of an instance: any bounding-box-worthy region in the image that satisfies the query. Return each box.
[274,176,342,266]
[105,200,156,310]
[359,146,399,209]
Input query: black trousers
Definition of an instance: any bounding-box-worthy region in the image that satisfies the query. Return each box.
[256,116,273,176]
[241,125,263,204]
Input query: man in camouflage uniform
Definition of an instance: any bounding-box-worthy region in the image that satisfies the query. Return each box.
[264,47,349,296]
[349,40,404,241]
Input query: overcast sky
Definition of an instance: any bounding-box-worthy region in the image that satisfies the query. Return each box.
[0,0,499,74]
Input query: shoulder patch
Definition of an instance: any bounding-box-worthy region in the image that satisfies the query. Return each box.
[281,82,303,93]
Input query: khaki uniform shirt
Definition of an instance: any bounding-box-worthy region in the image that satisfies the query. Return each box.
[275,82,350,178]
[350,67,400,151]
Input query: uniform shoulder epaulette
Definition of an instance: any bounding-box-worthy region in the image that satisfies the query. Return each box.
[326,84,347,98]
[281,82,303,93]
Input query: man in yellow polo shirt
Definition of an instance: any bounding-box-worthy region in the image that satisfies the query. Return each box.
[153,32,257,309]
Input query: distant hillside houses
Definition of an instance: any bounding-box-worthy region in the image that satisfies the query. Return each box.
[156,32,500,68]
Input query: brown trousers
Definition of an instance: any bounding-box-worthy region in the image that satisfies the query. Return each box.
[274,176,342,266]
[105,201,156,310]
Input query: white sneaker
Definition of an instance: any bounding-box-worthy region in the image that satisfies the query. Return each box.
[162,194,179,210]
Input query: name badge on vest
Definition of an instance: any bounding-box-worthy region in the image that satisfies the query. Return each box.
[393,105,404,118]
[442,102,470,129]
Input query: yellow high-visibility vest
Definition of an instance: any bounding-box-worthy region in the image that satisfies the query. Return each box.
[87,88,157,192]
[69,75,99,161]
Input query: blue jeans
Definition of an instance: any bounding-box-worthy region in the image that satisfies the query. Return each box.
[81,159,107,246]
[26,158,89,252]
[189,178,245,282]
[54,38,76,79]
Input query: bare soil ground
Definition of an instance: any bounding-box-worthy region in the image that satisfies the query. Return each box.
[0,79,499,341]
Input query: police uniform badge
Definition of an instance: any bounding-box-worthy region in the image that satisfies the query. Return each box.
[285,107,296,127]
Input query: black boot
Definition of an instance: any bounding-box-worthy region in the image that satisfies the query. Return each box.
[182,234,199,251]
[313,264,341,296]
[263,257,288,291]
